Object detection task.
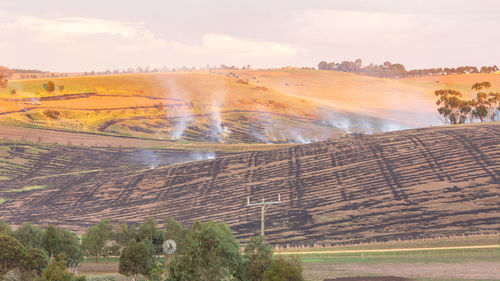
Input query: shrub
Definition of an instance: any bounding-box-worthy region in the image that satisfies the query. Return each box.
[263,255,304,281]
[168,220,245,281]
[0,234,26,276]
[119,240,153,281]
[43,110,61,120]
[46,81,55,92]
[41,254,73,281]
[4,269,21,281]
[244,236,273,281]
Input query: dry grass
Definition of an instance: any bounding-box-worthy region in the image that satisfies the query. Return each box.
[0,72,340,141]
[4,70,498,141]
[274,233,500,252]
[9,184,46,192]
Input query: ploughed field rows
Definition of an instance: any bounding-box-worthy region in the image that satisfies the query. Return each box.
[1,72,409,143]
[0,143,227,196]
[0,123,499,244]
[98,110,348,143]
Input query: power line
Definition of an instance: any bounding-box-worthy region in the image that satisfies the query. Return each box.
[247,194,282,236]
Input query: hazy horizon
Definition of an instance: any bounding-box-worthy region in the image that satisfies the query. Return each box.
[1,0,500,72]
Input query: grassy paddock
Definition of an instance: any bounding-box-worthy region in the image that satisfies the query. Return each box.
[274,233,500,252]
[297,247,500,264]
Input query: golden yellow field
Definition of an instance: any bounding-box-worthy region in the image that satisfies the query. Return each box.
[1,70,498,143]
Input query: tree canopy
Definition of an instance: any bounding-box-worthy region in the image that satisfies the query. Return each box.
[435,82,500,124]
[168,220,246,281]
[244,236,273,281]
[119,240,154,281]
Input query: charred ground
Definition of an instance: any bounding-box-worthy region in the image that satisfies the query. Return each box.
[0,123,499,245]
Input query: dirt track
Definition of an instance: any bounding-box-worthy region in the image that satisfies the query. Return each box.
[276,244,500,255]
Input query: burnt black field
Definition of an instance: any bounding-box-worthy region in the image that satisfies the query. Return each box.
[0,123,499,245]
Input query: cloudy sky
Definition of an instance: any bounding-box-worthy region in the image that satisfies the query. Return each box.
[1,0,499,72]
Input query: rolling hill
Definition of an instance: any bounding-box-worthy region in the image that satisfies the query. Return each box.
[0,123,498,245]
[3,70,497,143]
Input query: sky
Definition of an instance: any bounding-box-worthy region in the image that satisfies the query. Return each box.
[0,0,499,72]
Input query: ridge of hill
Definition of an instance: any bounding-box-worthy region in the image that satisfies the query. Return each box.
[6,70,499,143]
[0,123,498,245]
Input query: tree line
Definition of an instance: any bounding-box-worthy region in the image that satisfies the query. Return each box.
[0,218,304,281]
[435,81,500,124]
[317,59,500,78]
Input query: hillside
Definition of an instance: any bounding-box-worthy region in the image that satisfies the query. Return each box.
[4,71,497,143]
[0,123,498,245]
[1,72,398,143]
[231,69,500,128]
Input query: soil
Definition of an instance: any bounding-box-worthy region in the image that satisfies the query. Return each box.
[0,123,498,245]
[333,261,500,280]
[324,277,411,281]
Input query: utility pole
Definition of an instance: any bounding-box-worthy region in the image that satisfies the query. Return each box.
[247,194,282,236]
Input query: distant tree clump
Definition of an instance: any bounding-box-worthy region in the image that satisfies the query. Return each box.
[0,218,307,281]
[317,59,499,78]
[0,66,11,88]
[435,81,500,124]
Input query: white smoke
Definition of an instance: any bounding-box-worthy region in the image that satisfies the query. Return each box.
[162,77,193,140]
[189,151,216,161]
[320,110,407,135]
[209,89,229,142]
[133,149,161,169]
[171,115,193,140]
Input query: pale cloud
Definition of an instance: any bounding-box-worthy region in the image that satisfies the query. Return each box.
[1,0,499,71]
[14,16,141,38]
[202,33,299,57]
[0,14,301,71]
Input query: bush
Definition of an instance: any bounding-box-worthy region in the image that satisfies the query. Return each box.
[41,254,73,281]
[119,239,154,281]
[45,81,55,92]
[244,236,273,281]
[43,110,61,120]
[4,269,21,281]
[263,255,304,281]
[168,220,245,281]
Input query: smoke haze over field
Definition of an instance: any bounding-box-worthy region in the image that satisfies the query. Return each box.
[1,0,499,71]
[129,149,217,168]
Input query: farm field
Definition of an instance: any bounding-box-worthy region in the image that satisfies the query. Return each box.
[4,70,498,143]
[0,72,355,143]
[222,69,500,128]
[0,122,498,245]
[76,243,500,281]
